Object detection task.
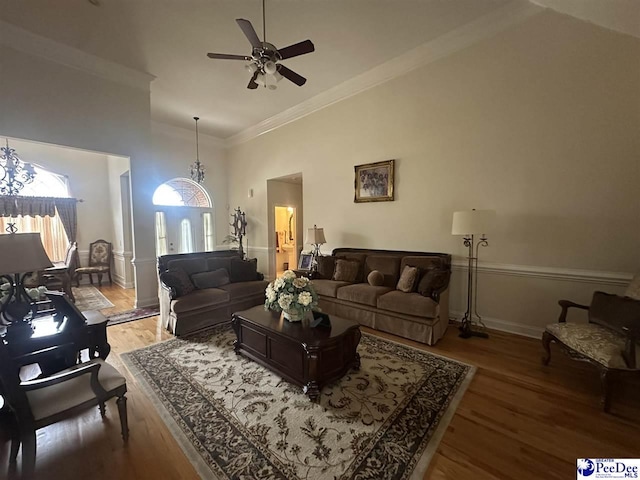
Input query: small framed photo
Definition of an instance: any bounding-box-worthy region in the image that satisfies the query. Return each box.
[354,159,395,203]
[298,253,313,271]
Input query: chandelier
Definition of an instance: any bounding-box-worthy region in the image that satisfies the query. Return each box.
[189,116,206,184]
[1,139,36,196]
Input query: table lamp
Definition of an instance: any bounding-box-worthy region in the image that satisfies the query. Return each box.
[305,225,326,272]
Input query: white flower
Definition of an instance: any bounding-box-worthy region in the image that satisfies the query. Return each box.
[297,291,313,307]
[266,285,277,302]
[278,293,294,310]
[273,278,285,291]
[293,277,308,288]
[282,270,296,280]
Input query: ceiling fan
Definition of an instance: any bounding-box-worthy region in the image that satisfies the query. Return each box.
[207,0,315,90]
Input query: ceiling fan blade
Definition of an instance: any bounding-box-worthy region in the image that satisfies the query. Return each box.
[236,19,262,49]
[207,53,252,61]
[277,64,307,86]
[247,70,259,90]
[277,39,315,60]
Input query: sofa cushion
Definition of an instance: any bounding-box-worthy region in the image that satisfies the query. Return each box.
[367,270,384,287]
[229,258,258,282]
[316,256,336,280]
[417,269,450,297]
[167,257,208,275]
[171,288,229,314]
[311,279,351,298]
[160,269,196,297]
[218,280,269,300]
[206,256,234,274]
[335,253,367,282]
[377,291,438,318]
[396,266,419,293]
[191,268,230,289]
[337,284,392,307]
[364,255,401,288]
[545,322,638,370]
[333,259,360,283]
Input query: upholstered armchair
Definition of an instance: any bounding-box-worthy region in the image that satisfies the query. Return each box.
[75,239,113,287]
[542,273,640,412]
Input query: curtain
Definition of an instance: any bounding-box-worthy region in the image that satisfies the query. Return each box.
[0,196,56,217]
[0,215,68,261]
[54,198,77,243]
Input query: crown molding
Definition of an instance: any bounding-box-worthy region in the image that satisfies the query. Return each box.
[451,259,633,287]
[0,20,155,91]
[151,121,225,148]
[226,0,543,147]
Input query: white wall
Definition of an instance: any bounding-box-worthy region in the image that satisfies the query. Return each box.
[107,155,134,288]
[226,11,640,336]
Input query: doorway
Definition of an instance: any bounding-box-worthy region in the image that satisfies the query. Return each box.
[275,206,298,277]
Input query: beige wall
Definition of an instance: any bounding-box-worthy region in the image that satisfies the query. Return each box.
[227,11,640,336]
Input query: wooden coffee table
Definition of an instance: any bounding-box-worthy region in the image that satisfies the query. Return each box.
[231,306,361,401]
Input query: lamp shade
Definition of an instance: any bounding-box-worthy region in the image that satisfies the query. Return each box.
[452,210,496,235]
[0,233,53,275]
[305,226,326,245]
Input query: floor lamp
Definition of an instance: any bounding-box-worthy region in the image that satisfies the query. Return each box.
[452,209,495,339]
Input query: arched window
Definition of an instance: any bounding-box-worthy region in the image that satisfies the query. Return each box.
[19,165,69,197]
[152,178,211,207]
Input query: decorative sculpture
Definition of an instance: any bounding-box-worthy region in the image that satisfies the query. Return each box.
[230,207,247,259]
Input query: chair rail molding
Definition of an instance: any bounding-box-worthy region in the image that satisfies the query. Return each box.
[0,20,155,91]
[451,259,633,287]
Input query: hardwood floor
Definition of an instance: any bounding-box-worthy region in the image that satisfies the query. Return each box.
[1,285,638,479]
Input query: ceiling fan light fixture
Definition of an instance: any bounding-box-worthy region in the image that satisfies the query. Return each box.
[245,63,258,73]
[272,70,283,82]
[264,60,277,75]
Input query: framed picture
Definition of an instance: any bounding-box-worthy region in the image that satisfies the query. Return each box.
[354,159,395,203]
[298,253,313,271]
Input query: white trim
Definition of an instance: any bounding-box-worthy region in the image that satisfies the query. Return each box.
[131,257,157,266]
[451,259,632,287]
[0,20,155,91]
[226,1,543,146]
[151,121,225,148]
[135,295,160,309]
[449,311,543,339]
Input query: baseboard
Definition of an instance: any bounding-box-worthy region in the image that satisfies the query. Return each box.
[449,310,543,339]
[136,296,160,309]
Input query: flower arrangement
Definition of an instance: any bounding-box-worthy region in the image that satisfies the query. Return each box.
[265,270,318,322]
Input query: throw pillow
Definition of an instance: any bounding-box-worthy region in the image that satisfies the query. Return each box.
[316,256,337,280]
[191,268,230,289]
[333,259,360,283]
[417,269,449,297]
[396,265,419,293]
[229,257,258,283]
[160,269,195,297]
[367,270,385,287]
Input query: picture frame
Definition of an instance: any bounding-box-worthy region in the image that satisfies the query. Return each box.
[354,159,395,203]
[298,253,313,271]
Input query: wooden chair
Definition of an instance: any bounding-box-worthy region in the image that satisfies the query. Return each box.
[542,273,640,412]
[41,242,78,301]
[0,337,128,477]
[75,239,113,287]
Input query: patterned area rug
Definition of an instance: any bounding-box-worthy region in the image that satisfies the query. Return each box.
[122,324,475,480]
[73,285,114,311]
[107,306,160,326]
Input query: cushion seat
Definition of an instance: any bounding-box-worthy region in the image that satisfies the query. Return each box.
[218,280,269,300]
[337,284,392,307]
[377,291,438,318]
[171,288,229,314]
[76,266,110,273]
[545,322,639,370]
[311,279,352,298]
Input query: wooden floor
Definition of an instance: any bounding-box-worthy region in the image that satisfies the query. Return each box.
[1,284,639,479]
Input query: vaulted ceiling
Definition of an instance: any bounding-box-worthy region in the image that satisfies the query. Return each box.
[1,0,638,140]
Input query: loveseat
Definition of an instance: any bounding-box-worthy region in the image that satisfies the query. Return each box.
[158,250,269,336]
[311,248,452,345]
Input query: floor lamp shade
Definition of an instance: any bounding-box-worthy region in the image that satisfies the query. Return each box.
[0,233,53,275]
[452,210,496,235]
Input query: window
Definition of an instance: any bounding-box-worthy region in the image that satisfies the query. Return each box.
[152,178,211,207]
[203,212,214,251]
[179,218,193,253]
[155,212,168,256]
[0,166,70,261]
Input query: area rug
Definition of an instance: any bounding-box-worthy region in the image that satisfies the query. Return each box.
[122,324,475,480]
[73,285,114,311]
[106,306,160,326]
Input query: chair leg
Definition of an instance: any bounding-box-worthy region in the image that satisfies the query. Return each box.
[99,401,106,417]
[21,431,36,478]
[116,394,129,442]
[89,274,94,285]
[108,270,113,285]
[9,429,20,465]
[97,273,103,287]
[600,368,613,413]
[541,331,552,365]
[76,273,81,287]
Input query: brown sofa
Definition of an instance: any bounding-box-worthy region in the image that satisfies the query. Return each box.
[311,248,451,345]
[158,250,268,336]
